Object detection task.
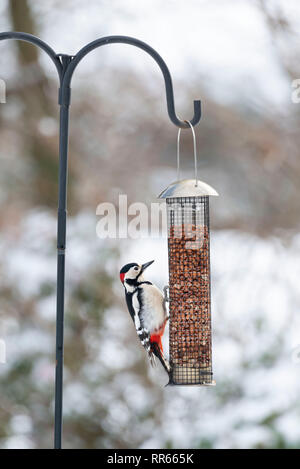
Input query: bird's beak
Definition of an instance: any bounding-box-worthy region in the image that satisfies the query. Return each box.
[141,260,154,272]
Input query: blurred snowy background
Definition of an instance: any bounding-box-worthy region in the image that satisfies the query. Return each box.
[0,0,300,449]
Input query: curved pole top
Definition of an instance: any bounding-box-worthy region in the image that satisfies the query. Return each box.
[0,32,201,129]
[0,31,63,79]
[62,35,201,129]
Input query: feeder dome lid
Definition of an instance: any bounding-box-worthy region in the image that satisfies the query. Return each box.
[158,179,219,199]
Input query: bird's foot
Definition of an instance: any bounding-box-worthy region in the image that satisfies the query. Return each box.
[163,285,169,303]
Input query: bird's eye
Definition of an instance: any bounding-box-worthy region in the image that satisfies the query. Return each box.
[134,266,139,271]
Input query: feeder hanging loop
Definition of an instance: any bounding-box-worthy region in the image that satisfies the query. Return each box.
[177,120,198,185]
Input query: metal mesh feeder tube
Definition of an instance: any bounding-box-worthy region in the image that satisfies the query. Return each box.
[159,179,218,386]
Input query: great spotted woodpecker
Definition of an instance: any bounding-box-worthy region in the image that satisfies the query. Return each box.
[120,260,170,375]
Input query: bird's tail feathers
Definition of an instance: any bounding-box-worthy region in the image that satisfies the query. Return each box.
[151,342,170,375]
[148,351,157,368]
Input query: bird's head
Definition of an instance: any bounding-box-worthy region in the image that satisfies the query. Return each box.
[119,260,154,286]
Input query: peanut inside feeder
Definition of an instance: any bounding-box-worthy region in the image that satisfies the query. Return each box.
[159,179,218,386]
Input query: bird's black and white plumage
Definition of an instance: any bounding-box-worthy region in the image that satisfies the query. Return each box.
[120,260,170,374]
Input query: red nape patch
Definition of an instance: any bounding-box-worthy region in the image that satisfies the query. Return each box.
[120,273,125,283]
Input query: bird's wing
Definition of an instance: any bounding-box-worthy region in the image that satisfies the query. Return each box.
[126,291,154,364]
[150,284,167,314]
[139,283,168,329]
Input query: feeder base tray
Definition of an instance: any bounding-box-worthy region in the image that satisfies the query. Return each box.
[167,381,216,387]
[169,365,214,386]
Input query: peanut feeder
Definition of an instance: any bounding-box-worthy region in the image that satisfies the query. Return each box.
[159,125,218,386]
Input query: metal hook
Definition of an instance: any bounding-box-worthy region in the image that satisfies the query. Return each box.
[177,120,198,186]
[0,33,202,127]
[61,35,201,128]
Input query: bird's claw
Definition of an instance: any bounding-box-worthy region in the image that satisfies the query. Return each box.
[163,285,169,303]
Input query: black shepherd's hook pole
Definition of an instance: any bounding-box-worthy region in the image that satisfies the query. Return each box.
[0,32,201,449]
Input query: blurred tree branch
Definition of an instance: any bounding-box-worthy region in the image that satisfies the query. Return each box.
[257,0,300,79]
[4,0,66,208]
[9,0,38,64]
